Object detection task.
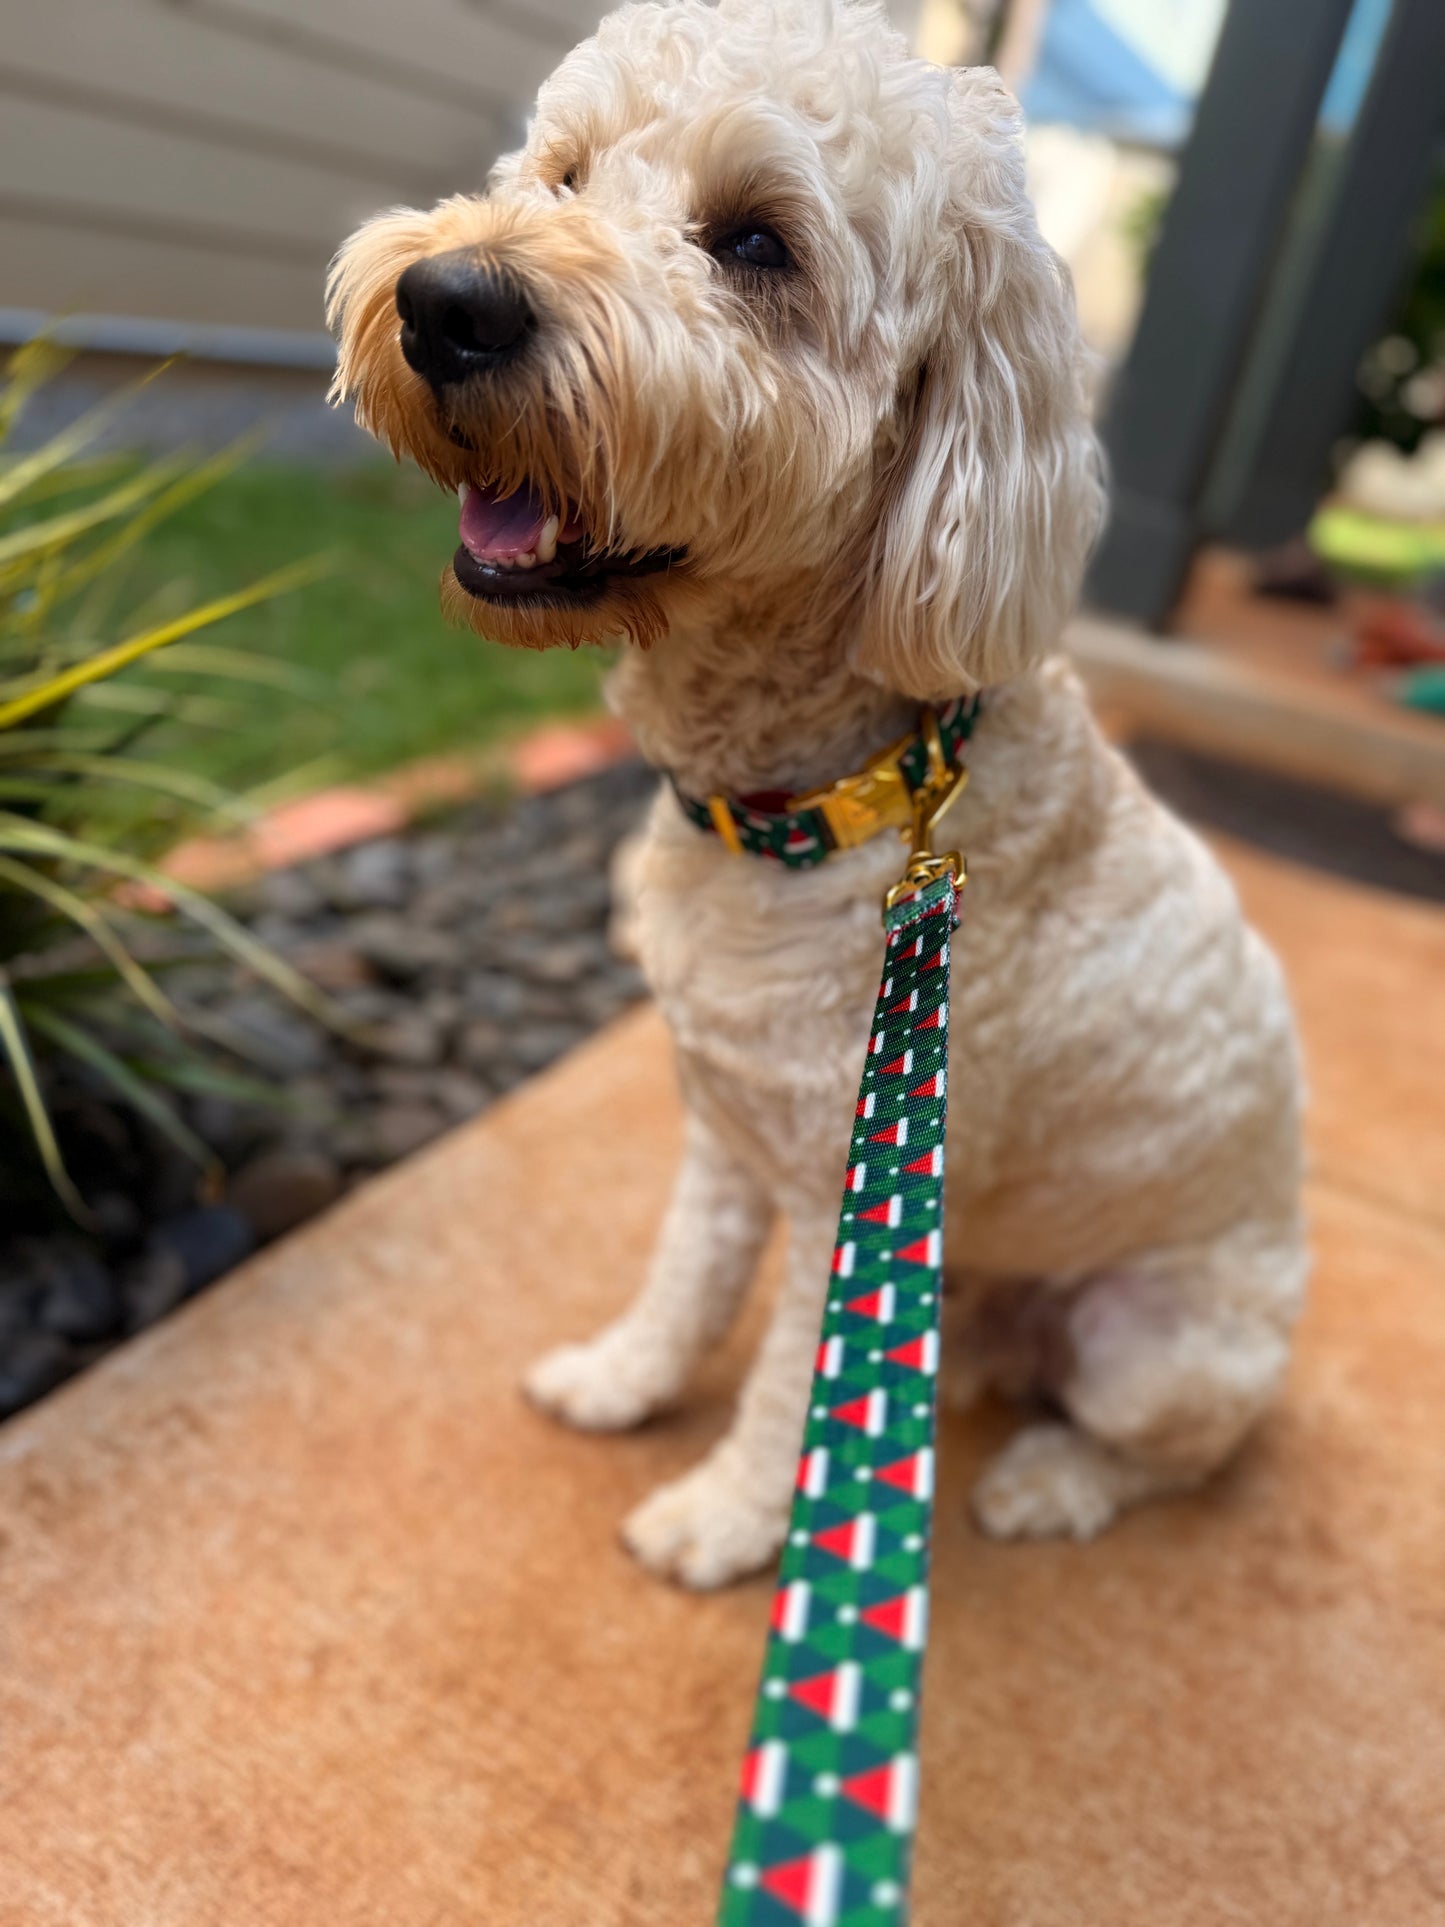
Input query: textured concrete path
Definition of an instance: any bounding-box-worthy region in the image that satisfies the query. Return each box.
[1,839,1443,1926]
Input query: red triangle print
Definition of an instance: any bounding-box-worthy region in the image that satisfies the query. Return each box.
[812,1512,876,1571]
[875,1446,934,1500]
[844,1283,895,1323]
[860,1587,928,1650]
[885,1332,939,1375]
[788,1661,861,1730]
[789,1673,834,1719]
[894,1229,941,1268]
[903,1146,943,1177]
[840,1755,918,1831]
[915,1005,944,1031]
[909,1069,945,1100]
[879,1051,913,1077]
[888,990,918,1014]
[868,1118,908,1146]
[831,1389,887,1436]
[857,1194,902,1227]
[759,1845,843,1922]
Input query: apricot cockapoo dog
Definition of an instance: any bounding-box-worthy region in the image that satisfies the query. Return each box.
[330,0,1307,1587]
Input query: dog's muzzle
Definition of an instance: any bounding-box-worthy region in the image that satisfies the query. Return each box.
[390,243,687,616]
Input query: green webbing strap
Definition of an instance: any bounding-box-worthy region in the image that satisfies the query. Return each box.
[718,867,958,1926]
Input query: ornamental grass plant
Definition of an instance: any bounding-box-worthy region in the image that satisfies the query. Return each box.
[0,340,333,1222]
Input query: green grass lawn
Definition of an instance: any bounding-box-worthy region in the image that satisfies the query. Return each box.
[116,460,612,801]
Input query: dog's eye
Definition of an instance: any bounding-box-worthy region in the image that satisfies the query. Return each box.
[711,225,790,272]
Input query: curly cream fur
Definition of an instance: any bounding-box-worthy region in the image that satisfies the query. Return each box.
[330,0,1307,1587]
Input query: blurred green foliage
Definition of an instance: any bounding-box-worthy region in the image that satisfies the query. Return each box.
[0,343,333,1216]
[117,459,611,802]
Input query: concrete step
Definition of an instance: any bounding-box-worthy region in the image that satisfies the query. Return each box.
[0,842,1442,1925]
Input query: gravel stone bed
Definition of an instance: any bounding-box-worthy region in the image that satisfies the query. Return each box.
[0,760,657,1421]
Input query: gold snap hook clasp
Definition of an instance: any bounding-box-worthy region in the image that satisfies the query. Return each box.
[883,710,969,920]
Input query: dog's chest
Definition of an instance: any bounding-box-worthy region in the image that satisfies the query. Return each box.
[635,819,903,1184]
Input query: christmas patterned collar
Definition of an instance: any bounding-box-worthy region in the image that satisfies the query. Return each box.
[673,693,982,869]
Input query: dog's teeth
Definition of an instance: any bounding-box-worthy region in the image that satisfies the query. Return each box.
[515,551,536,570]
[537,516,559,564]
[458,481,472,506]
[493,555,513,571]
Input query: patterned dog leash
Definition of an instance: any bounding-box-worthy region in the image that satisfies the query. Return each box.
[712,730,971,1927]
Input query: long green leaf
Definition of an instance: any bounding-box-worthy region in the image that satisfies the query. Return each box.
[0,554,332,730]
[0,458,182,576]
[7,962,151,997]
[16,750,253,822]
[0,728,111,761]
[0,338,72,444]
[240,753,350,814]
[0,778,83,804]
[133,1055,291,1108]
[0,360,170,512]
[0,968,90,1221]
[0,814,342,1027]
[0,453,133,506]
[0,851,183,1026]
[144,642,324,696]
[23,1002,216,1176]
[73,685,241,727]
[31,439,260,623]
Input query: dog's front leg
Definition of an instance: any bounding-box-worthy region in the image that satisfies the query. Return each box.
[525,1110,774,1432]
[622,1203,835,1589]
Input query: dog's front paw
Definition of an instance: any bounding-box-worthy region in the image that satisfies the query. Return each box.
[971,1422,1123,1542]
[524,1332,672,1433]
[622,1454,789,1589]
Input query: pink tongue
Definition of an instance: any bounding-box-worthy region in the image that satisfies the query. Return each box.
[460,482,550,561]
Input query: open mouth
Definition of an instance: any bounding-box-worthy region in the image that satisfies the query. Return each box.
[452,480,683,607]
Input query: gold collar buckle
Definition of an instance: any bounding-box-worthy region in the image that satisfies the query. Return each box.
[787,727,916,852]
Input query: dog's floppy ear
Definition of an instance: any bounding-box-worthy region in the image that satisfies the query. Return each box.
[853,67,1105,697]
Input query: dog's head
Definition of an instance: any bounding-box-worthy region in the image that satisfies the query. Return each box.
[328,0,1103,691]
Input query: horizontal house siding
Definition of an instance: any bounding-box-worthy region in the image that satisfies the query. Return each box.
[0,0,607,339]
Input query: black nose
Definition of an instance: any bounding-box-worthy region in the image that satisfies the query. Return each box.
[395,249,534,385]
